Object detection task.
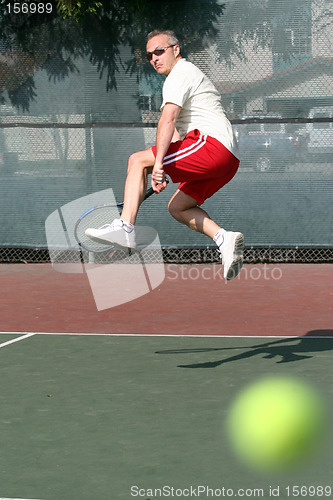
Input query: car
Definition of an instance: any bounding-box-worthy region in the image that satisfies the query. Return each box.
[235,114,304,172]
[306,106,333,160]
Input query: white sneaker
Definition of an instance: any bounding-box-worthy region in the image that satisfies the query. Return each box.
[219,231,245,281]
[85,218,136,249]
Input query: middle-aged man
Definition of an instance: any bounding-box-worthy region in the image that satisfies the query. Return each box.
[86,30,244,280]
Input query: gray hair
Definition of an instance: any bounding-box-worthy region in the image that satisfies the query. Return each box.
[147,30,180,47]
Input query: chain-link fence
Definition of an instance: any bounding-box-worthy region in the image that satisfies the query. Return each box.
[0,0,332,263]
[0,245,332,265]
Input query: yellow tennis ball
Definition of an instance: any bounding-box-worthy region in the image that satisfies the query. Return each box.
[226,376,328,473]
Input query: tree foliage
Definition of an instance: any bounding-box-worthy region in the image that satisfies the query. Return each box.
[56,0,103,22]
[0,0,318,111]
[0,0,226,109]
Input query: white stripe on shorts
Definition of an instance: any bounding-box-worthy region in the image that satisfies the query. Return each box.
[162,133,207,166]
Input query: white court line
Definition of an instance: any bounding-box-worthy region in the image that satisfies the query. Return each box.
[0,498,46,500]
[0,333,35,349]
[0,331,331,339]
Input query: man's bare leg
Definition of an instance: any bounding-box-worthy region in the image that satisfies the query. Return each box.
[168,189,244,280]
[120,148,155,224]
[168,189,220,238]
[84,148,158,249]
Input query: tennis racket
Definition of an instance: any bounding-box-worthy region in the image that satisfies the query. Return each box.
[74,184,164,253]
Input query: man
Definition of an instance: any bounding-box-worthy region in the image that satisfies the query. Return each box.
[86,30,244,280]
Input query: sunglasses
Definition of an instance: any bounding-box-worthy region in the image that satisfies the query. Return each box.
[146,45,176,61]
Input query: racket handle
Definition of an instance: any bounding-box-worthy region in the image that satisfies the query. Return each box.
[144,178,169,200]
[144,187,155,200]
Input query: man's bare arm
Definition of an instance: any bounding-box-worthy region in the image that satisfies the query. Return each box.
[152,102,181,192]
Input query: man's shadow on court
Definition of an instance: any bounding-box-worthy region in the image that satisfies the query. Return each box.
[155,330,333,368]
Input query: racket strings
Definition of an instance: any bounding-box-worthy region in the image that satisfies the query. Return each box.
[74,186,162,254]
[75,205,120,252]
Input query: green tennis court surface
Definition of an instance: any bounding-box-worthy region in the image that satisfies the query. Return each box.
[0,333,332,500]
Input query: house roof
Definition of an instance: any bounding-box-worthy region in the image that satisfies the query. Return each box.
[216,57,333,98]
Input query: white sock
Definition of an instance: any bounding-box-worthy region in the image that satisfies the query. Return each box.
[213,228,226,248]
[121,220,135,233]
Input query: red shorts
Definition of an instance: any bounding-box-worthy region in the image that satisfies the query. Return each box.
[151,129,239,205]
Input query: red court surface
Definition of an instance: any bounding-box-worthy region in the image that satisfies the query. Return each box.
[1,263,332,336]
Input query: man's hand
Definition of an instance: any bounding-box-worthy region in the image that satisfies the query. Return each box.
[152,162,167,193]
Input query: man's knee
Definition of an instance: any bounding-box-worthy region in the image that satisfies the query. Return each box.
[127,151,143,174]
[168,197,183,220]
[127,149,154,175]
[168,197,175,217]
[169,191,196,214]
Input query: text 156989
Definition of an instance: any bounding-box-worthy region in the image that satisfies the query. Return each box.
[6,3,53,14]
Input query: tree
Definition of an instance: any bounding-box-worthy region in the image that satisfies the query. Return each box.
[1,0,322,111]
[56,0,103,21]
[0,0,225,110]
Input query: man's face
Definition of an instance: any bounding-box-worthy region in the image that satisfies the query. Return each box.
[146,34,180,76]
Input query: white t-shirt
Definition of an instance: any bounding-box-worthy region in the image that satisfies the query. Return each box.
[161,58,239,158]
